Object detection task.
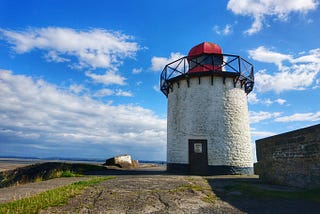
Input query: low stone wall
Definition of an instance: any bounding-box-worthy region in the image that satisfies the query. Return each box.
[254,124,320,188]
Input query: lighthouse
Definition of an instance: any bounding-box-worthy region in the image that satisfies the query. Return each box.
[160,42,254,175]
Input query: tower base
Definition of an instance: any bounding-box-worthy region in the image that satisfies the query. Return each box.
[167,163,253,175]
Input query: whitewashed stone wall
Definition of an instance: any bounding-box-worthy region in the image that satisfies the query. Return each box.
[167,76,253,167]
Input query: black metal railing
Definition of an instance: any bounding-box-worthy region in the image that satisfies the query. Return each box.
[160,53,254,96]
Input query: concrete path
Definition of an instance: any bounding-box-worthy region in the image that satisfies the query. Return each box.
[0,177,91,204]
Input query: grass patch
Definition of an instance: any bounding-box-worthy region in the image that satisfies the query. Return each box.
[60,170,82,178]
[203,193,218,204]
[0,176,115,214]
[174,184,202,192]
[224,183,320,202]
[173,183,218,204]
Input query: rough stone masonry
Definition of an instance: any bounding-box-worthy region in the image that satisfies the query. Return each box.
[254,124,320,188]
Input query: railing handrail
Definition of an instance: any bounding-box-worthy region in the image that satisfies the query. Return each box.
[160,53,254,97]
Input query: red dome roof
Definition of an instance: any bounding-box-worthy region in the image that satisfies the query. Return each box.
[188,42,222,57]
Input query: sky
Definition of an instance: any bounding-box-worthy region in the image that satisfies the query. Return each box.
[0,0,319,161]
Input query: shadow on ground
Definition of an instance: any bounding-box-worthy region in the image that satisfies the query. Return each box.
[206,176,320,214]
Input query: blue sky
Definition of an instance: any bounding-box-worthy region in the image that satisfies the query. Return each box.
[0,0,319,161]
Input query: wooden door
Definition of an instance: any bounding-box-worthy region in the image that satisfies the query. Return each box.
[189,139,208,175]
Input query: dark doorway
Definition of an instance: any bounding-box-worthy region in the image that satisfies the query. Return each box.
[189,139,208,175]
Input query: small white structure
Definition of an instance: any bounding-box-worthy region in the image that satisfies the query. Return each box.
[105,154,136,168]
[160,42,254,175]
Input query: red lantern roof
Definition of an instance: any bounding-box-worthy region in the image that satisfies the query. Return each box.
[187,42,223,73]
[188,42,222,57]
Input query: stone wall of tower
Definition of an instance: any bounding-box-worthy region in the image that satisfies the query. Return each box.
[167,75,253,168]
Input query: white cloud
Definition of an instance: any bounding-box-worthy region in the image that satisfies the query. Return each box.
[314,78,320,89]
[255,67,319,93]
[44,50,70,63]
[249,47,320,93]
[263,99,273,106]
[275,111,320,122]
[250,128,275,137]
[151,52,184,72]
[247,92,259,104]
[213,24,233,35]
[291,48,320,63]
[85,70,126,85]
[0,70,166,159]
[248,92,287,106]
[274,98,286,105]
[153,85,160,93]
[132,68,142,74]
[94,88,114,97]
[94,88,133,97]
[69,84,86,94]
[227,0,318,35]
[248,46,292,69]
[114,89,133,97]
[249,111,282,123]
[0,27,140,69]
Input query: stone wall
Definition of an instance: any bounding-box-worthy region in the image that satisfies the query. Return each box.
[254,124,320,188]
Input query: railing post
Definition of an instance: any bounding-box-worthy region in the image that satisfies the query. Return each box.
[238,56,241,75]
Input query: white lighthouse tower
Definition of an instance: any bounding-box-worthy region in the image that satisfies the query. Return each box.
[160,42,254,175]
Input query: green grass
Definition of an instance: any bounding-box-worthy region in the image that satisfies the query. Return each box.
[0,176,115,214]
[224,183,320,202]
[60,170,82,178]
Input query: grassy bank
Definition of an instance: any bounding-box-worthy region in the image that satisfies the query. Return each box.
[0,162,108,188]
[0,176,115,214]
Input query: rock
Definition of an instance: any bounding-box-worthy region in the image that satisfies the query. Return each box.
[104,154,139,169]
[131,160,139,168]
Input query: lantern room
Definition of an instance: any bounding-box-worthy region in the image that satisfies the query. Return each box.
[187,42,223,73]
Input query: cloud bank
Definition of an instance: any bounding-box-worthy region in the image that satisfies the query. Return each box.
[249,46,320,93]
[0,70,166,159]
[0,27,140,69]
[0,27,141,89]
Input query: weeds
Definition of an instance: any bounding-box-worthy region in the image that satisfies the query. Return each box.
[0,176,115,214]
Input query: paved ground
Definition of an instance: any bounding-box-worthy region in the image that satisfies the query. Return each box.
[1,164,319,213]
[41,175,241,214]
